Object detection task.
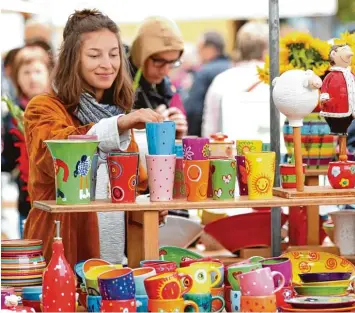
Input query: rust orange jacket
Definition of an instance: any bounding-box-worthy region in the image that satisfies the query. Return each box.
[24,94,147,267]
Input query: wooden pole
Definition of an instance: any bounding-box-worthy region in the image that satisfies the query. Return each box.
[339,135,348,162]
[293,127,304,192]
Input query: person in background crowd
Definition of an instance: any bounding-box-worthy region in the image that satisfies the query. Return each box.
[2,54,52,237]
[184,31,232,137]
[23,9,167,267]
[129,16,188,139]
[202,21,269,137]
[24,19,52,45]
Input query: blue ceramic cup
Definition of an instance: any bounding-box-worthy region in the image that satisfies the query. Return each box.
[146,121,176,155]
[184,293,225,312]
[230,290,241,312]
[87,295,101,312]
[98,268,135,300]
[136,295,148,312]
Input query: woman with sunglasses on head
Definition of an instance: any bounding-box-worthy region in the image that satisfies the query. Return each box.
[23,9,166,267]
[128,17,188,139]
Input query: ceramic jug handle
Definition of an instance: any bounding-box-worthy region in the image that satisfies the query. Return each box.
[271,270,285,293]
[212,295,225,313]
[179,274,193,296]
[184,300,199,312]
[210,269,222,288]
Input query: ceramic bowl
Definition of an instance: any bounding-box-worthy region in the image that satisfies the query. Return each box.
[294,285,348,296]
[281,251,355,285]
[158,246,203,267]
[299,280,352,288]
[286,295,355,309]
[204,211,288,253]
[299,272,353,283]
[158,216,203,248]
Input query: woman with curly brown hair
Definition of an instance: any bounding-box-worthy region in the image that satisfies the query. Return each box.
[24,9,164,266]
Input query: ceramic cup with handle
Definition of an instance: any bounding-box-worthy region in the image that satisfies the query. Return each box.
[227,263,262,291]
[148,298,199,312]
[184,292,225,312]
[237,267,285,296]
[259,257,292,287]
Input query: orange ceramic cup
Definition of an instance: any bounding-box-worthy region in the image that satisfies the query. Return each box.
[148,298,199,312]
[240,294,277,312]
[101,299,136,312]
[144,272,193,300]
[184,160,210,201]
[211,286,225,312]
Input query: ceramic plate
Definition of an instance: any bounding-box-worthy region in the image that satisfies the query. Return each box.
[294,285,348,296]
[299,272,353,283]
[280,251,355,285]
[281,305,355,312]
[285,296,355,309]
[159,216,203,248]
[159,246,203,266]
[299,280,352,288]
[1,239,43,247]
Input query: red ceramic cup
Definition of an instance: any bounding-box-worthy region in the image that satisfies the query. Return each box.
[107,152,139,203]
[144,272,193,300]
[275,286,296,310]
[141,261,177,274]
[101,299,136,312]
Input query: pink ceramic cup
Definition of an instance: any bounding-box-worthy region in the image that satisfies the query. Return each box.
[146,154,176,201]
[237,267,285,297]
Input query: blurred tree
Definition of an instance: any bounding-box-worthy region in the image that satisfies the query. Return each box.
[337,0,355,23]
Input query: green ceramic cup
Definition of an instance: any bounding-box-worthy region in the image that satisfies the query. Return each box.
[45,140,99,205]
[227,263,262,291]
[210,159,236,200]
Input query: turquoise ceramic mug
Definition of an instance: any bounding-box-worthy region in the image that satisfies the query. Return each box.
[184,292,225,312]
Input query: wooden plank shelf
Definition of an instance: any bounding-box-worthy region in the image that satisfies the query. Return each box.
[33,195,355,213]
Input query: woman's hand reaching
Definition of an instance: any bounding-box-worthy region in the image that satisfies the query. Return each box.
[117,108,164,132]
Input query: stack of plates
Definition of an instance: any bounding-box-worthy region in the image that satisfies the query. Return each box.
[283,296,355,312]
[1,240,46,290]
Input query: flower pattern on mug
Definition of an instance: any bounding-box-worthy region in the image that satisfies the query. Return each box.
[202,144,210,158]
[183,144,194,160]
[351,165,355,174]
[223,174,232,184]
[339,178,350,187]
[214,188,223,198]
[331,166,341,177]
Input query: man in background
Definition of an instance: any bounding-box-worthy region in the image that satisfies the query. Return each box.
[184,31,232,136]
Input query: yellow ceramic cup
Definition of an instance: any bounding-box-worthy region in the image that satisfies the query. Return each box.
[245,152,276,200]
[236,140,263,156]
[84,264,122,295]
[177,262,221,293]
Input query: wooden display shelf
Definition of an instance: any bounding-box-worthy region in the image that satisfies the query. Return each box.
[273,186,355,199]
[33,195,355,268]
[33,195,355,213]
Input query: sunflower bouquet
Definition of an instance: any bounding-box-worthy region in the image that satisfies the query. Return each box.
[257,31,332,84]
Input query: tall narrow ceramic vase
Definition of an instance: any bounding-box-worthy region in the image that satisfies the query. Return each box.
[45,139,99,205]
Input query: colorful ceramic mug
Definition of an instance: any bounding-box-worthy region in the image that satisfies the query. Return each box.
[259,257,292,287]
[244,152,276,200]
[136,295,148,313]
[146,121,176,155]
[177,263,221,293]
[101,299,136,312]
[173,158,186,199]
[184,292,225,312]
[237,267,285,296]
[235,156,248,196]
[184,159,210,201]
[182,137,210,160]
[98,268,135,300]
[148,298,199,312]
[210,159,236,200]
[274,286,295,311]
[44,139,99,205]
[84,264,123,296]
[190,261,224,288]
[107,152,139,203]
[280,163,306,189]
[236,140,263,156]
[227,263,262,291]
[146,154,176,201]
[240,294,277,312]
[211,286,225,312]
[141,260,177,273]
[86,295,102,313]
[230,290,242,312]
[144,272,193,300]
[132,267,156,296]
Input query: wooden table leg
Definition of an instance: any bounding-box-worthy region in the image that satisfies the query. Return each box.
[143,211,160,260]
[305,175,320,245]
[127,210,160,267]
